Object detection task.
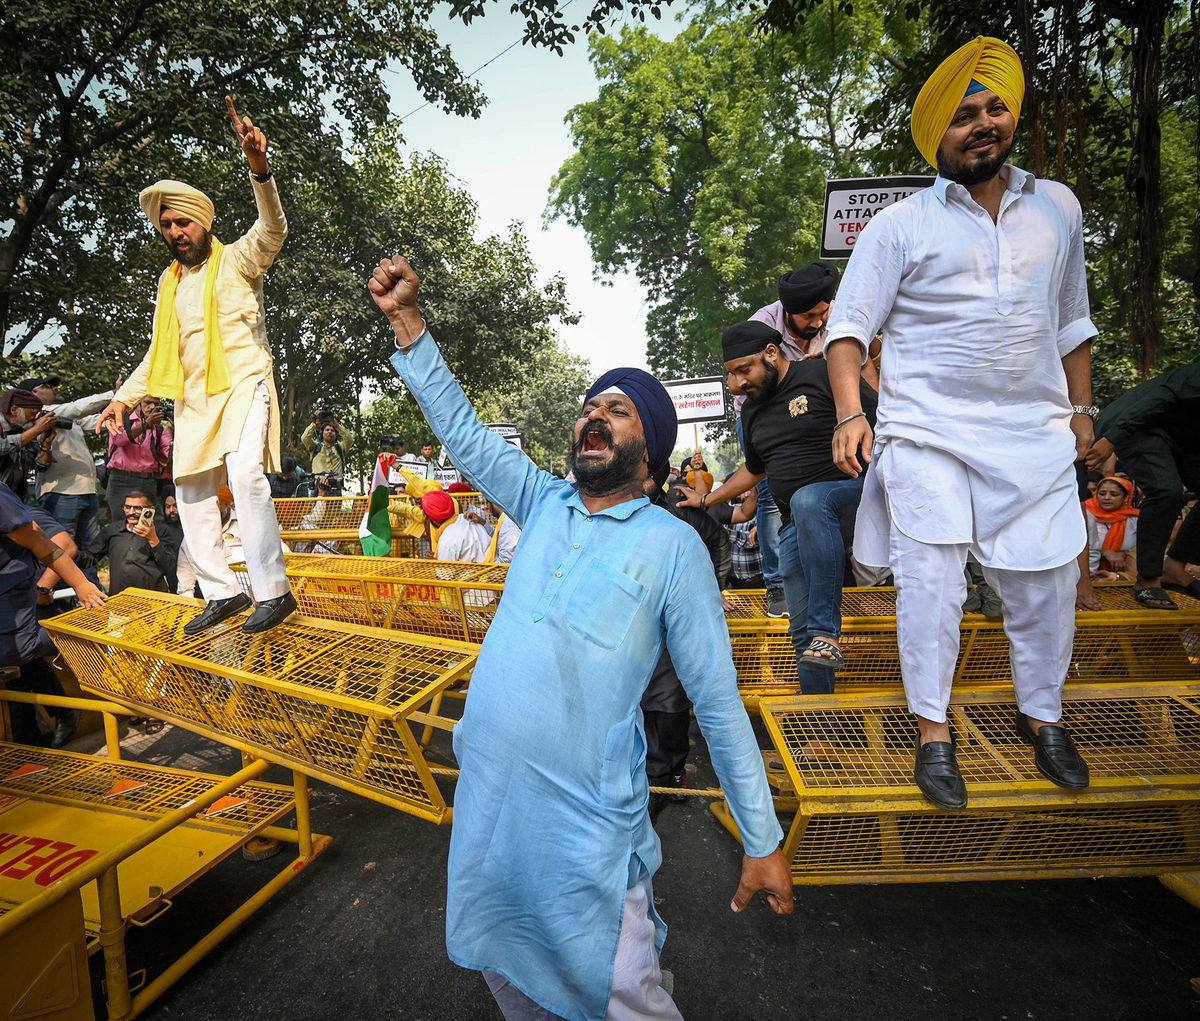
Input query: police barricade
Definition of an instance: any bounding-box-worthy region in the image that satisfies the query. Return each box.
[232,554,508,644]
[41,591,477,823]
[274,493,486,555]
[719,683,1200,885]
[726,586,1200,705]
[0,718,326,1021]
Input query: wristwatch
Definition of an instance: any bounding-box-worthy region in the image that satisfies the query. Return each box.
[1071,404,1100,418]
[251,169,274,183]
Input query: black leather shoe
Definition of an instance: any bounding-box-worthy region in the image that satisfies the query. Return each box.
[183,593,252,635]
[241,592,298,634]
[914,738,968,811]
[1015,713,1090,789]
[51,709,79,748]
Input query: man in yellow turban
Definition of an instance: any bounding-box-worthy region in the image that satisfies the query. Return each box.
[97,97,295,635]
[824,37,1097,810]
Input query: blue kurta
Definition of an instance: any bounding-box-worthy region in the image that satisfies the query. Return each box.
[390,334,782,1021]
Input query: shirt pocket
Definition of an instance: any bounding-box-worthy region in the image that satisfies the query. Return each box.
[565,557,648,651]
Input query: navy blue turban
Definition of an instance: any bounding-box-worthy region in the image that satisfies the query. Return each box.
[585,367,678,473]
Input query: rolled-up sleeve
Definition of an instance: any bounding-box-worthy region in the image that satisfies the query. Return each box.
[824,212,905,363]
[1055,201,1098,357]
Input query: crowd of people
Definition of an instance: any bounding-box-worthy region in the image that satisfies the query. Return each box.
[2,39,1199,1021]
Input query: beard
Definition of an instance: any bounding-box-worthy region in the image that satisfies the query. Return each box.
[742,356,781,402]
[936,132,1013,187]
[167,229,213,268]
[787,317,820,341]
[568,422,647,496]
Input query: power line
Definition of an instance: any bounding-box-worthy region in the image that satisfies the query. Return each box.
[394,0,578,121]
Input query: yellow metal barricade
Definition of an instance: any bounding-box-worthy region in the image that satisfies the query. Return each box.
[233,553,508,643]
[738,683,1200,884]
[41,591,476,822]
[729,586,1200,700]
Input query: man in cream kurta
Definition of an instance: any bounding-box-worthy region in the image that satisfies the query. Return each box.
[826,37,1094,811]
[98,98,294,634]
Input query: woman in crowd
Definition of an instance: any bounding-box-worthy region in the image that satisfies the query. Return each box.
[1085,475,1139,581]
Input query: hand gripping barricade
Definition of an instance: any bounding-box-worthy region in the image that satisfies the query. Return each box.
[40,590,477,822]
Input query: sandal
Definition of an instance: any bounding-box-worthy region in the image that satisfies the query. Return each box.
[1163,581,1200,599]
[1132,587,1178,611]
[144,719,165,735]
[801,638,844,669]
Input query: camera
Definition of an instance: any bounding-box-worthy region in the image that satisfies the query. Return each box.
[35,410,73,430]
[315,407,336,425]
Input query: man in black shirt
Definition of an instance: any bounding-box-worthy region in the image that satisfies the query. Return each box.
[681,321,877,699]
[91,490,179,595]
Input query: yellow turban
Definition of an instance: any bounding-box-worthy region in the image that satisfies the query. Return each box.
[138,179,215,231]
[138,179,228,399]
[910,36,1025,168]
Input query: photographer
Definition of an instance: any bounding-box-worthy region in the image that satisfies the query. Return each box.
[106,396,173,522]
[91,490,179,595]
[1,389,56,501]
[19,376,116,556]
[301,408,354,479]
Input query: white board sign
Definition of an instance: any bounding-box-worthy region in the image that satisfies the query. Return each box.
[821,176,934,258]
[663,376,727,424]
[485,423,523,451]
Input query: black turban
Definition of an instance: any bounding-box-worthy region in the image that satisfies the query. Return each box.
[584,367,678,473]
[778,262,840,314]
[721,321,782,362]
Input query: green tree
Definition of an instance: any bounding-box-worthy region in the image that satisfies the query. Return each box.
[548,5,915,381]
[2,0,486,358]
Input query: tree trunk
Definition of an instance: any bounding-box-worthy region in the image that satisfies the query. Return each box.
[1127,0,1169,378]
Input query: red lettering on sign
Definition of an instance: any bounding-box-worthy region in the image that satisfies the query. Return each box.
[2,838,73,881]
[37,848,99,887]
[0,832,24,863]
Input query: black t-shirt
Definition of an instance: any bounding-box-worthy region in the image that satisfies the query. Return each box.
[742,359,878,526]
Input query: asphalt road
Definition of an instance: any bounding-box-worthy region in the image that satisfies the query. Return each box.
[78,721,1200,1021]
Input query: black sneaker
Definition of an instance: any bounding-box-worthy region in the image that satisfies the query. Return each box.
[978,583,1003,619]
[766,587,789,618]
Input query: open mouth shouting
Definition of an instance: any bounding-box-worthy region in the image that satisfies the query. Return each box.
[575,422,613,460]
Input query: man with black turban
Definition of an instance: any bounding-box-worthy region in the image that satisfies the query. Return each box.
[826,36,1095,811]
[369,255,792,1021]
[742,262,880,618]
[680,321,878,706]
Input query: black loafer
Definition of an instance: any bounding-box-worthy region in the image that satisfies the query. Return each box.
[183,593,252,635]
[914,738,968,811]
[241,591,298,634]
[1015,713,1090,789]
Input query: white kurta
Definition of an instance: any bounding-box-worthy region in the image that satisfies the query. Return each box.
[825,166,1095,570]
[115,174,286,480]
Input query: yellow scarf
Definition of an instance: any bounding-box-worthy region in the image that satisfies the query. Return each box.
[145,238,231,399]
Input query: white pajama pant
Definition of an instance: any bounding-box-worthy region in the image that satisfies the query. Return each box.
[889,525,1078,724]
[175,381,289,603]
[483,876,681,1021]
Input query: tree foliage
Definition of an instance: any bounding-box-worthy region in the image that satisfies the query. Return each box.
[1,0,486,358]
[548,4,916,379]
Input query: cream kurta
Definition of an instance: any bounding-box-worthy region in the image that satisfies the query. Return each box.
[116,174,286,480]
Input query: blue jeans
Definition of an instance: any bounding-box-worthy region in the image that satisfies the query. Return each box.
[776,478,864,695]
[39,492,101,584]
[737,417,782,587]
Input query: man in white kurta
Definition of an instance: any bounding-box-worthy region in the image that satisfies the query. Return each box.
[98,99,294,634]
[825,37,1095,810]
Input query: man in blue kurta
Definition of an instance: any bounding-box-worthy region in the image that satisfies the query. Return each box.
[370,255,793,1020]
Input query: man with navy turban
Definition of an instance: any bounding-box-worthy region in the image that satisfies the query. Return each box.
[370,255,792,1021]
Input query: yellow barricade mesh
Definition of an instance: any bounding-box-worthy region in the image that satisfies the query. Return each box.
[41,592,477,822]
[232,554,508,643]
[731,586,1200,696]
[755,684,1200,883]
[0,743,293,830]
[274,493,486,532]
